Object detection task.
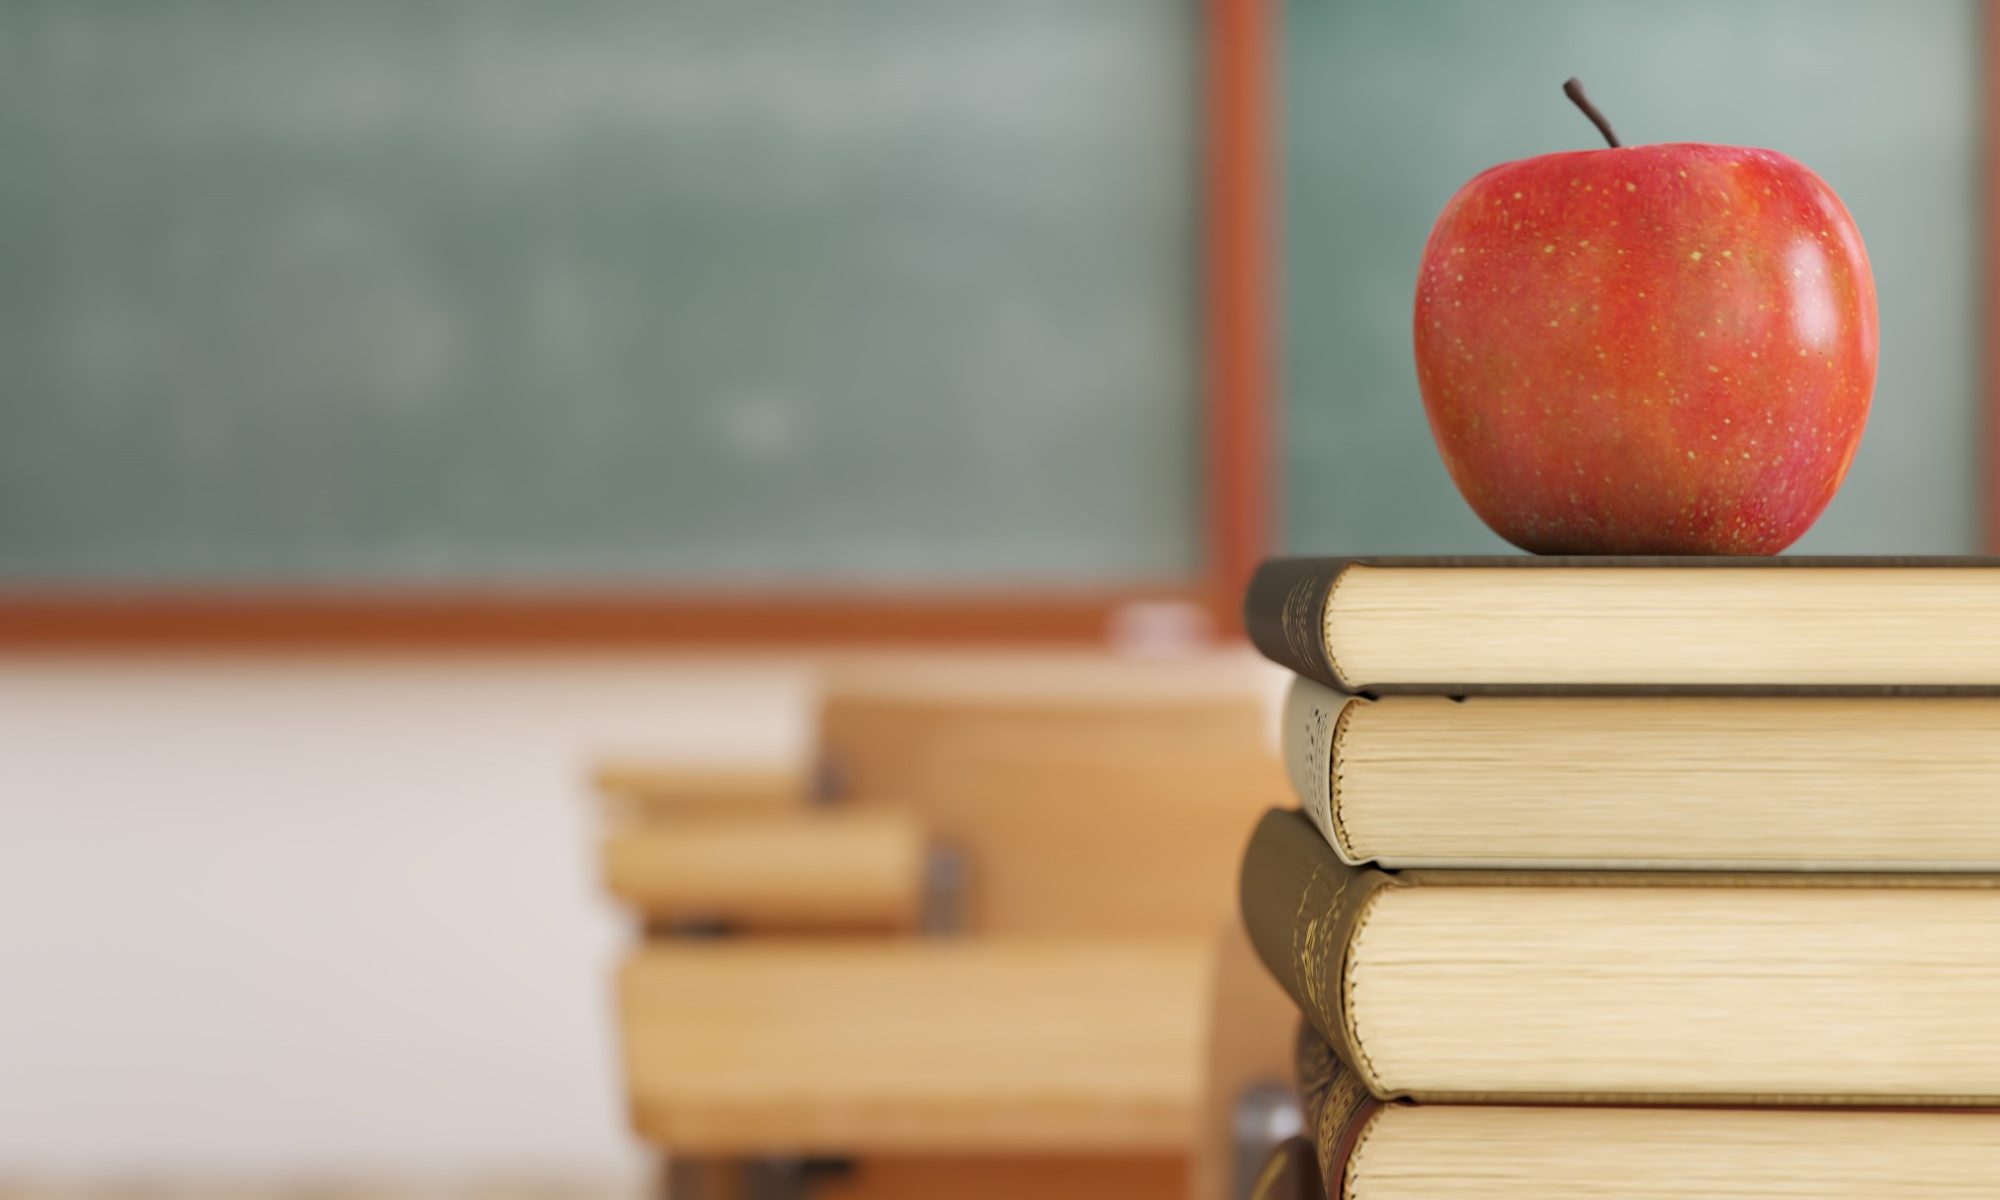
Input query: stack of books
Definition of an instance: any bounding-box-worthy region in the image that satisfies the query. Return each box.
[1239,555,2000,1198]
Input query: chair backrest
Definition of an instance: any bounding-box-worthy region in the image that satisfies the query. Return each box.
[816,652,1271,803]
[908,722,1285,937]
[817,657,1287,937]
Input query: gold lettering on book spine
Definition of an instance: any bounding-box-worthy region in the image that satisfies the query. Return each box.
[1291,857,1390,1096]
[1291,863,1340,1043]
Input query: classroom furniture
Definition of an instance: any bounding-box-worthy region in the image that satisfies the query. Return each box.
[603,809,929,934]
[598,656,1298,1200]
[621,940,1206,1153]
[596,765,813,823]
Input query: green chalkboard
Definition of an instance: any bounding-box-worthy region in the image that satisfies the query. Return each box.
[0,1,1198,586]
[1284,0,1981,554]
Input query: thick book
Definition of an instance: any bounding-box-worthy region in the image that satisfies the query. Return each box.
[1245,555,2000,693]
[1296,1022,2000,1200]
[1241,808,2000,1105]
[1283,674,2000,870]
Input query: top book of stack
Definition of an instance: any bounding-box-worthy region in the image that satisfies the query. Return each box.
[1246,556,2000,694]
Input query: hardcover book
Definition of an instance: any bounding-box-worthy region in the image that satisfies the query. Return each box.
[1282,674,2000,870]
[1296,1023,2000,1200]
[1245,555,2000,693]
[1242,808,2000,1105]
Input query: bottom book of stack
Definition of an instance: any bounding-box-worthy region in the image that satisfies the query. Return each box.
[1295,1025,2000,1198]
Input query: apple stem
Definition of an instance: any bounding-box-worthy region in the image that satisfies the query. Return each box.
[1562,77,1621,148]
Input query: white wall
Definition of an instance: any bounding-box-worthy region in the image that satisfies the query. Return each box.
[0,652,817,1175]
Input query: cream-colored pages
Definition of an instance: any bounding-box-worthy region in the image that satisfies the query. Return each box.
[1283,678,2000,869]
[1348,1105,2000,1200]
[1329,564,2000,687]
[1350,884,2000,1101]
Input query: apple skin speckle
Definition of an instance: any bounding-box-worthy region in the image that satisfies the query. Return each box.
[1412,142,1877,555]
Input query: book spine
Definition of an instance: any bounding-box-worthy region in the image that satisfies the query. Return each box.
[1281,676,1360,861]
[1239,808,1397,1096]
[1295,1022,1381,1198]
[1243,558,1351,690]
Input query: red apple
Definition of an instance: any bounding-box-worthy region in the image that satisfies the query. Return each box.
[1412,81,1877,554]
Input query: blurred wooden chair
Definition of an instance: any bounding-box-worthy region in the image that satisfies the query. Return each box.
[598,657,1295,1200]
[812,656,1269,807]
[596,654,1268,818]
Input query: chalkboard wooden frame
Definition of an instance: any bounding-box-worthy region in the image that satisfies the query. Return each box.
[2,0,1274,647]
